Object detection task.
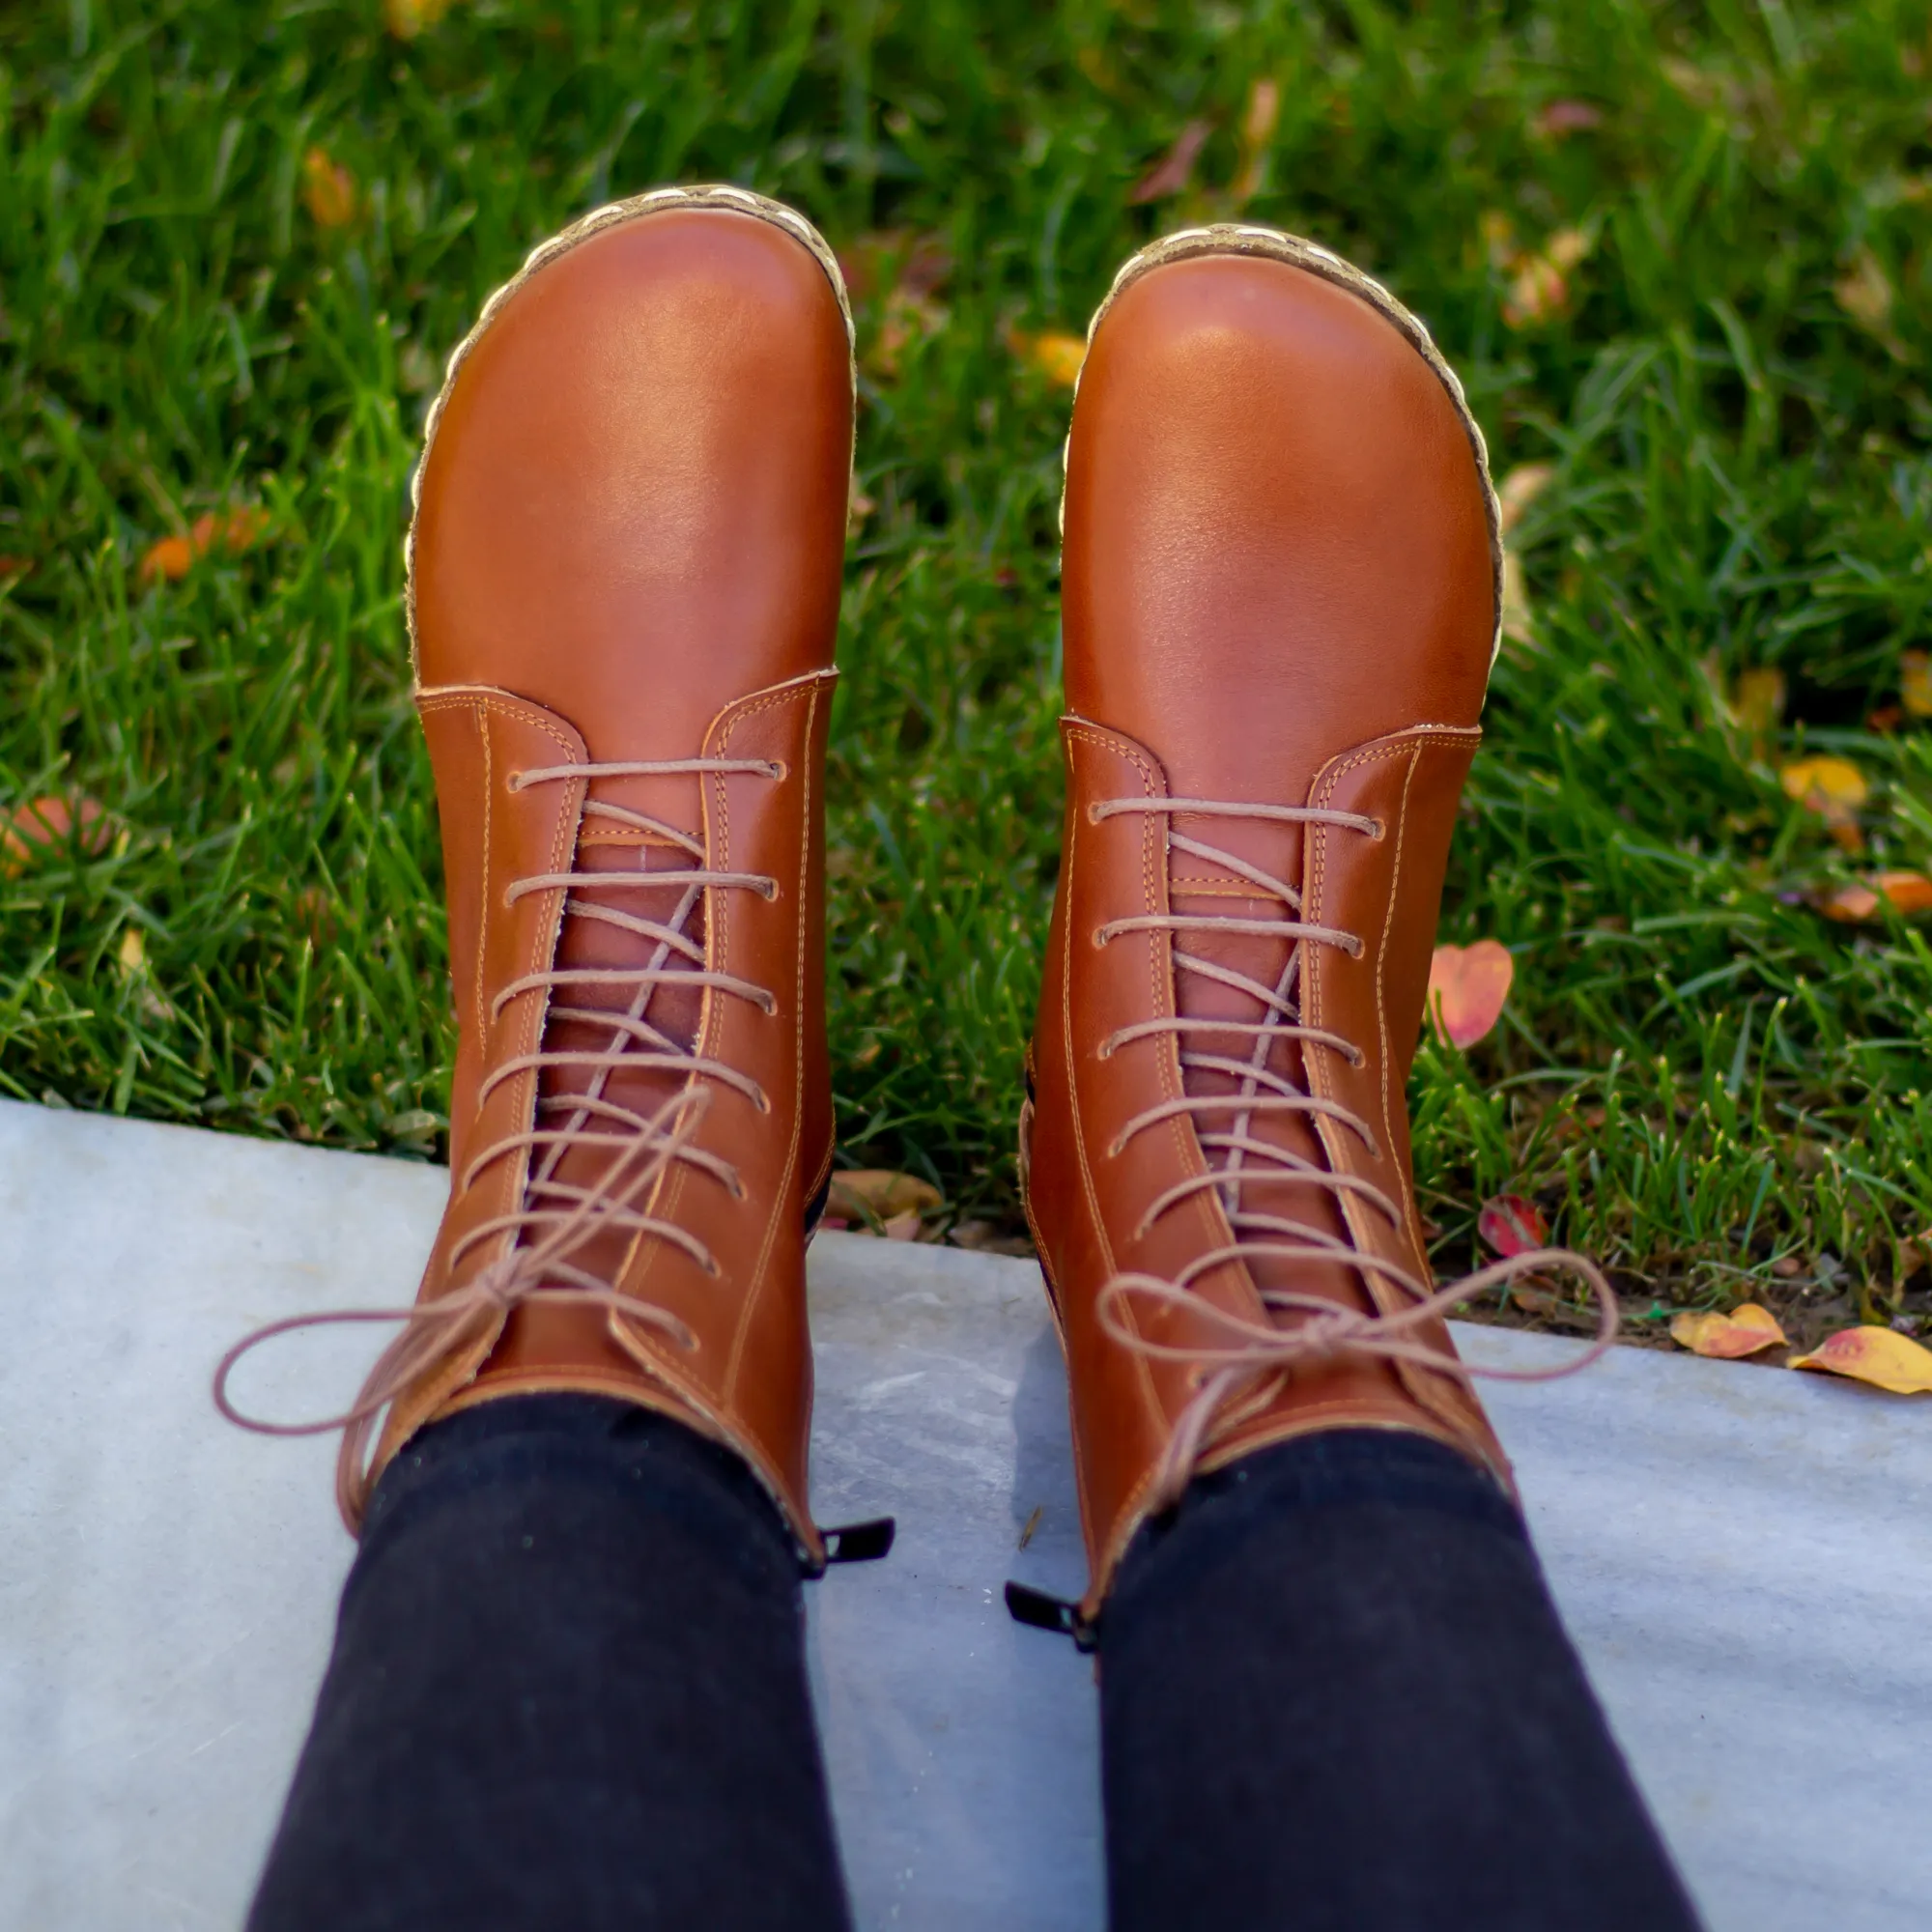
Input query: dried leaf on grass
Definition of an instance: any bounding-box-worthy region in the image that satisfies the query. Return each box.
[1669,1303,1786,1358]
[1815,871,1932,923]
[1790,1325,1932,1394]
[829,1169,943,1231]
[385,0,454,37]
[1427,939,1514,1049]
[138,506,271,586]
[1901,649,1932,718]
[1495,464,1554,536]
[1834,248,1910,360]
[1009,327,1087,388]
[1780,754,1867,849]
[1532,99,1603,138]
[1128,120,1210,204]
[1231,78,1280,205]
[1727,666,1786,733]
[2,793,111,874]
[302,147,357,229]
[1478,1193,1548,1259]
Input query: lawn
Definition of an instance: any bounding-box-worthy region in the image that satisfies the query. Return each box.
[4,0,1932,1343]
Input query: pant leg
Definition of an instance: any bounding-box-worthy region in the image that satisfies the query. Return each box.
[1098,1429,1701,1932]
[248,1395,852,1932]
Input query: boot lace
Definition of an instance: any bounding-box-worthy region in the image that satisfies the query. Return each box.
[215,756,782,1528]
[1084,795,1616,1510]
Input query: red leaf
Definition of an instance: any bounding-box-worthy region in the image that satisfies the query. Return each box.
[1427,939,1514,1048]
[1478,1193,1548,1259]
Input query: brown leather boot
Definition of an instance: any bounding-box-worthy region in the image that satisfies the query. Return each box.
[1015,228,1610,1638]
[224,187,871,1567]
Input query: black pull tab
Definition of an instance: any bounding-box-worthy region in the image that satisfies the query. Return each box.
[1004,1579,1098,1651]
[821,1517,896,1564]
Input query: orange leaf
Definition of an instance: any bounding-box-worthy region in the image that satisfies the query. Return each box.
[1478,1193,1548,1259]
[1901,649,1932,719]
[1818,881,1881,923]
[138,534,196,585]
[1427,938,1514,1048]
[1129,119,1211,204]
[1009,327,1087,388]
[2,793,110,875]
[1791,1325,1932,1394]
[302,147,358,229]
[1669,1303,1786,1358]
[829,1169,942,1228]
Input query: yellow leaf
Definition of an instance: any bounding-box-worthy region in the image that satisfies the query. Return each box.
[385,0,453,37]
[1502,255,1569,330]
[829,1169,943,1227]
[1834,248,1894,338]
[1495,464,1554,537]
[1499,551,1533,642]
[1901,649,1932,718]
[1427,939,1514,1049]
[1779,755,1867,826]
[1669,1303,1786,1358]
[1546,226,1593,272]
[1727,666,1785,733]
[1791,1324,1932,1394]
[302,147,358,230]
[1010,327,1087,388]
[117,927,146,976]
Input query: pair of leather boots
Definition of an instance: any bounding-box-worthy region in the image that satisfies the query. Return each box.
[225,185,1607,1635]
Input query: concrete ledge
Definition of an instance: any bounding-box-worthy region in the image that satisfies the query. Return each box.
[1,1100,1926,1929]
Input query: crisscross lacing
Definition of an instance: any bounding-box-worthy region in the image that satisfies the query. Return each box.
[216,756,782,1528]
[1084,795,1617,1511]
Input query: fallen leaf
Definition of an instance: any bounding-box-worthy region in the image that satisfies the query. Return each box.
[1502,253,1569,329]
[1232,77,1281,204]
[1834,247,1905,356]
[829,1169,943,1228]
[1495,463,1554,536]
[302,147,358,229]
[1819,870,1932,921]
[1427,938,1515,1048]
[1669,1303,1786,1358]
[1868,703,1905,734]
[1499,551,1534,643]
[1479,210,1518,272]
[1727,666,1786,733]
[1009,327,1087,388]
[138,534,196,585]
[1780,755,1867,834]
[1772,1254,1804,1278]
[883,1209,923,1240]
[1901,649,1932,718]
[1,793,110,874]
[1532,99,1604,138]
[1129,119,1211,204]
[1478,1193,1548,1259]
[1791,1324,1932,1394]
[116,927,146,976]
[1546,226,1593,273]
[385,0,454,37]
[869,288,947,378]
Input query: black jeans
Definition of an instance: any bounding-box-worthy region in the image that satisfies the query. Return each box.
[250,1399,1699,1932]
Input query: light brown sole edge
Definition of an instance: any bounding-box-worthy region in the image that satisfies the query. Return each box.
[403,184,857,680]
[1067,223,1506,670]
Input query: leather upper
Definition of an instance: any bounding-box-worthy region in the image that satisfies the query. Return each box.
[1025,232,1512,1615]
[367,191,853,1560]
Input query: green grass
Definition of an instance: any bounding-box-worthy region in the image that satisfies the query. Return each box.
[5,0,1932,1341]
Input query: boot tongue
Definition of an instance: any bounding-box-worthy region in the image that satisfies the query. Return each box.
[1167,813,1369,1318]
[524,781,721,1284]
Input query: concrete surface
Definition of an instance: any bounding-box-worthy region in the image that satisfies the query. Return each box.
[1,1098,1927,1929]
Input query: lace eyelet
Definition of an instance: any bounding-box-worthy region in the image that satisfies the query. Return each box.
[1096,1037,1116,1062]
[1092,925,1111,950]
[1086,803,1103,826]
[765,760,788,781]
[506,771,526,793]
[754,1090,773,1116]
[1369,817,1387,840]
[759,876,780,900]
